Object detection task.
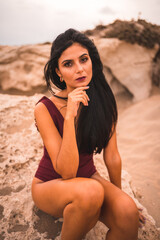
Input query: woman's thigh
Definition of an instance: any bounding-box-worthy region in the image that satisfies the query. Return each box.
[31,176,104,218]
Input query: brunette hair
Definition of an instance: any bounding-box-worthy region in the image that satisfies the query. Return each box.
[44,28,117,154]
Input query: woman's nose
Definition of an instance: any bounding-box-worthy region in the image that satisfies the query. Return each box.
[75,62,83,73]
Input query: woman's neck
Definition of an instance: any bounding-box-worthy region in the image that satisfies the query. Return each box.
[60,87,75,98]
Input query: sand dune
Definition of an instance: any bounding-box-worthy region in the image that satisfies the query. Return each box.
[117,91,160,228]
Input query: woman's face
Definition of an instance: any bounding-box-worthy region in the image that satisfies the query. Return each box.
[56,43,92,92]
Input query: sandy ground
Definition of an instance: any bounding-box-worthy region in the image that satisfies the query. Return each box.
[116,86,160,228]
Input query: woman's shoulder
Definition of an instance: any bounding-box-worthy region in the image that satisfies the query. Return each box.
[34,96,58,127]
[34,95,55,117]
[35,92,67,119]
[34,94,65,118]
[34,98,48,118]
[34,96,48,110]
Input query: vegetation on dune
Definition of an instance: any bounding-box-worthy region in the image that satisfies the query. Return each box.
[84,19,160,49]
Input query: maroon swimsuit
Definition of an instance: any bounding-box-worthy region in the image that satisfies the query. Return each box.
[35,96,97,182]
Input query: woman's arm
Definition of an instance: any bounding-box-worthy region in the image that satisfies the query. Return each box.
[35,87,89,180]
[103,127,122,189]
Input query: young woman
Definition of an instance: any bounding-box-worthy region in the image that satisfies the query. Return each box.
[32,29,143,240]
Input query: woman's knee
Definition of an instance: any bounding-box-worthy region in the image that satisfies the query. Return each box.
[113,194,139,229]
[74,179,104,215]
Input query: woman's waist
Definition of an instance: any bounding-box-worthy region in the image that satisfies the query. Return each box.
[42,148,93,168]
[36,155,96,181]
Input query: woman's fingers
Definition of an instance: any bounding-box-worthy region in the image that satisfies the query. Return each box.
[70,95,88,106]
[68,87,90,106]
[73,93,89,106]
[139,212,146,223]
[66,86,90,117]
[138,208,146,228]
[73,86,89,91]
[69,86,89,96]
[83,91,90,102]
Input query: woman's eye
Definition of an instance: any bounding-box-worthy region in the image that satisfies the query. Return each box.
[81,57,88,63]
[64,61,72,67]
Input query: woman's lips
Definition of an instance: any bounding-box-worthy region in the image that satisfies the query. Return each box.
[76,76,86,81]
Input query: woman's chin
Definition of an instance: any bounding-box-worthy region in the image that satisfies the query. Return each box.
[75,79,91,87]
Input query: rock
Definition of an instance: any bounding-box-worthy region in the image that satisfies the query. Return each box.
[94,37,158,101]
[152,48,160,87]
[103,66,127,96]
[0,44,51,94]
[0,93,160,239]
[0,25,159,102]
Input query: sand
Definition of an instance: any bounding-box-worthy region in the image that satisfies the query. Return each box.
[116,86,160,228]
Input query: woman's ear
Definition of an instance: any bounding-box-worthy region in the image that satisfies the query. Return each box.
[55,68,61,77]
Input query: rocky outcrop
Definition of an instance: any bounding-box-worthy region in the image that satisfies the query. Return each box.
[86,19,160,101]
[0,44,50,94]
[0,93,160,239]
[152,48,160,87]
[94,37,158,101]
[0,20,160,101]
[84,19,160,49]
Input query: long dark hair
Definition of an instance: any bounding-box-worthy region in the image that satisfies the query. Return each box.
[44,29,118,154]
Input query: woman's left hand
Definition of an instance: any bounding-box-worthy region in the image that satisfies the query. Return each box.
[138,208,146,228]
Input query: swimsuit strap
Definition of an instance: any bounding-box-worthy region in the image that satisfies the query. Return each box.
[37,96,64,120]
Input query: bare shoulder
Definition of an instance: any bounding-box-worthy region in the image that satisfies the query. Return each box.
[34,102,46,114]
[34,101,46,117]
[35,98,59,124]
[34,101,55,133]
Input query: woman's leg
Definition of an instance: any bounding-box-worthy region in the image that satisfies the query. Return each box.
[91,172,139,240]
[32,177,104,240]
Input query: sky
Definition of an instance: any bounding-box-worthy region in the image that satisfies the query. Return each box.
[0,0,160,45]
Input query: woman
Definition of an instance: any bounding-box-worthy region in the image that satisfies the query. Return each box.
[32,29,143,240]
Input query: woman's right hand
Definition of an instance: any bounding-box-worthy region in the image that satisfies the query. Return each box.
[65,86,90,119]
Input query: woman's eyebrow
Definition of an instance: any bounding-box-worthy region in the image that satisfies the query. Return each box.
[61,53,89,64]
[79,53,89,58]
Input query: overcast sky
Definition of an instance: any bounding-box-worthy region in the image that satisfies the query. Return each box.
[0,0,160,45]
